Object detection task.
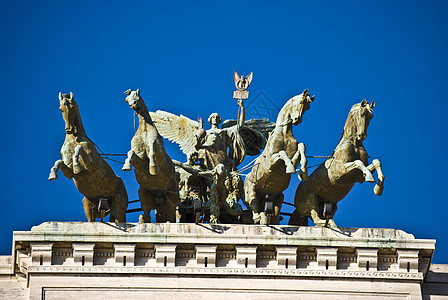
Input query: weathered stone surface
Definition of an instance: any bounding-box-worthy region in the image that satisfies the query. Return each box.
[48,92,128,222]
[290,99,384,228]
[122,89,179,223]
[245,90,314,225]
[422,264,448,299]
[0,222,445,299]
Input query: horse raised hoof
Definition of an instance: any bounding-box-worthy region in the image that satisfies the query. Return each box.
[285,165,296,174]
[48,171,58,181]
[298,168,308,181]
[252,212,261,224]
[365,173,376,183]
[122,162,132,171]
[327,219,338,228]
[138,214,150,224]
[73,163,82,174]
[374,181,384,196]
[313,219,326,227]
[149,164,159,176]
[259,212,268,225]
[209,216,219,224]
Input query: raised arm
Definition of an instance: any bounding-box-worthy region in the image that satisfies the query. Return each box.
[238,99,245,127]
[172,160,200,176]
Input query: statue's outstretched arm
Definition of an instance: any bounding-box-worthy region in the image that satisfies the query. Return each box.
[172,160,200,176]
[238,99,245,127]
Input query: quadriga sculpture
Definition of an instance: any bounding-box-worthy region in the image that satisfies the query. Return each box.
[122,89,179,223]
[244,90,314,225]
[48,92,128,222]
[289,99,384,228]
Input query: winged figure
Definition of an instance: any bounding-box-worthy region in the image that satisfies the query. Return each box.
[234,71,253,91]
[150,100,271,171]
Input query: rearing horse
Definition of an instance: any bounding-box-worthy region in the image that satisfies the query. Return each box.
[48,92,128,222]
[122,89,179,223]
[289,99,384,228]
[244,89,314,225]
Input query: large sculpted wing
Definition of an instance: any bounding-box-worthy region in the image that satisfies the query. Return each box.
[149,110,200,156]
[222,118,276,156]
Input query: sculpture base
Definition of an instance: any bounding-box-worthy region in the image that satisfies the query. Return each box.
[0,222,445,299]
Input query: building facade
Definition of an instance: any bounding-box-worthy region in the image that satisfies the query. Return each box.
[0,222,446,299]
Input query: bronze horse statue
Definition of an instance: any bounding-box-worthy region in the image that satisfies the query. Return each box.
[48,92,128,222]
[289,99,384,228]
[244,90,314,225]
[122,89,179,223]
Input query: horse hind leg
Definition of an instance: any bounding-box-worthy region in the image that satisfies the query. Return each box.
[288,209,308,226]
[244,179,262,224]
[157,190,178,223]
[109,180,128,223]
[298,191,337,228]
[270,193,284,225]
[139,189,156,223]
[82,197,98,222]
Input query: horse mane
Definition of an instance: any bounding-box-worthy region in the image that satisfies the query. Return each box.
[339,103,373,143]
[135,95,157,127]
[275,94,301,125]
[63,95,87,136]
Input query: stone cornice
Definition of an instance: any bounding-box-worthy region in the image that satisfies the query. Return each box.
[27,265,424,281]
[13,222,436,250]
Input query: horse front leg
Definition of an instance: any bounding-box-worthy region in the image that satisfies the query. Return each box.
[48,159,74,180]
[270,150,295,174]
[72,145,86,174]
[368,159,385,196]
[244,178,261,224]
[292,143,308,181]
[147,142,159,176]
[122,150,134,171]
[344,160,375,183]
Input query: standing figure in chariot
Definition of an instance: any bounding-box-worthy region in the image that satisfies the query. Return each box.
[149,99,263,172]
[196,99,246,171]
[150,98,268,223]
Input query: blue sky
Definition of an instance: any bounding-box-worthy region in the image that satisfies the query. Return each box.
[1,1,447,263]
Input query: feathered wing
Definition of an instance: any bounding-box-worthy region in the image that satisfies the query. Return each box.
[234,71,240,90]
[246,72,253,86]
[149,110,200,156]
[222,118,276,156]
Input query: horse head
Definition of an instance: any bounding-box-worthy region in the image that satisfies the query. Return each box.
[124,89,147,114]
[59,92,84,134]
[345,99,375,141]
[277,89,315,126]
